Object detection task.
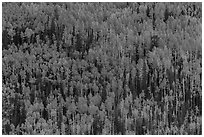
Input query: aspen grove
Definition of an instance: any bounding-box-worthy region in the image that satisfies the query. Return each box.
[2,2,202,135]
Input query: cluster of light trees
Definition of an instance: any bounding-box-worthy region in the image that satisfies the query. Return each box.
[2,2,202,135]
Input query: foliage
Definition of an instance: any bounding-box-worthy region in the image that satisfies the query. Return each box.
[2,2,202,135]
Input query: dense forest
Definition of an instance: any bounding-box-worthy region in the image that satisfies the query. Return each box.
[2,2,202,135]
